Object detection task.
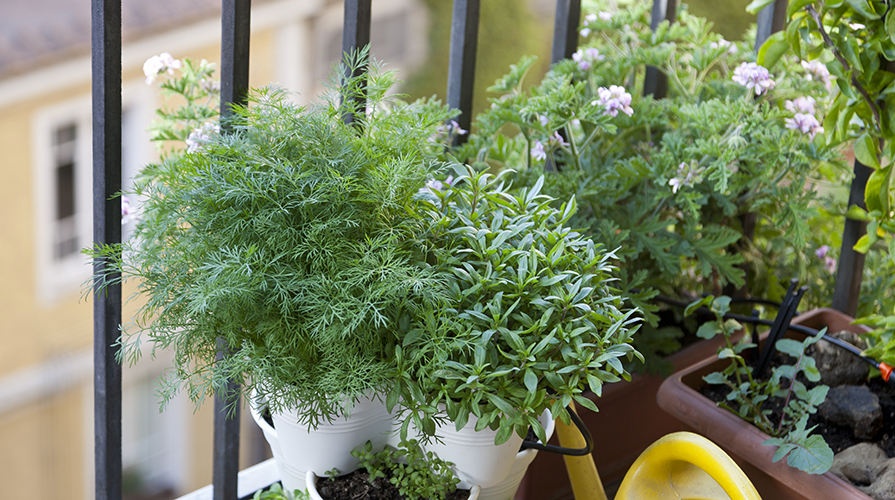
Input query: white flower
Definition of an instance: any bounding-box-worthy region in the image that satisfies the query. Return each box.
[121,196,138,225]
[669,161,705,193]
[785,113,824,140]
[849,22,866,30]
[732,62,775,95]
[580,28,592,37]
[709,38,738,54]
[785,96,816,115]
[584,13,598,25]
[598,11,612,21]
[592,85,633,117]
[143,52,182,85]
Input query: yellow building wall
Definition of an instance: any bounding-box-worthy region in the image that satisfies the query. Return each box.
[0,22,280,500]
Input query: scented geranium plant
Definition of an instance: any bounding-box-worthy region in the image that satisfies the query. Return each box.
[390,166,641,445]
[457,1,846,373]
[89,50,458,426]
[764,0,895,378]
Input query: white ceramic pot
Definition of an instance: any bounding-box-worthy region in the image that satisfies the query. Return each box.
[251,392,396,493]
[248,397,307,493]
[476,412,556,500]
[305,470,481,500]
[423,414,524,489]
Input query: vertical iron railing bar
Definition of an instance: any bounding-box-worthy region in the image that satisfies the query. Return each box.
[91,0,123,498]
[545,0,581,172]
[341,0,372,125]
[832,160,872,316]
[551,0,581,64]
[446,0,481,147]
[214,1,252,499]
[754,0,788,53]
[642,0,677,99]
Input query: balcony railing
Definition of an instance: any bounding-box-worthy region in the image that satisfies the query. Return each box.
[91,0,864,498]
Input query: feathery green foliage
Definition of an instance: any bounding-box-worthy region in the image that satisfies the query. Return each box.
[89,50,458,426]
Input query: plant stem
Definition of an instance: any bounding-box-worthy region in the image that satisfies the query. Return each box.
[776,351,804,436]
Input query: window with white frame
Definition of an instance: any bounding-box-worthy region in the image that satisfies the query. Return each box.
[33,85,152,304]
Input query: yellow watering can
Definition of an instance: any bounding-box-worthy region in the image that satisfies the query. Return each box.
[555,403,762,500]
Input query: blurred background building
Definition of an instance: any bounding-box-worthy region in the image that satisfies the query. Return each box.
[0,0,751,499]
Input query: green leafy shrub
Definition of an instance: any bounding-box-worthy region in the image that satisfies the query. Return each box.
[457,2,846,373]
[391,166,641,444]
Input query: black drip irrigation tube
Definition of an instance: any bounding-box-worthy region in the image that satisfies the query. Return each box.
[521,405,594,456]
[648,290,895,387]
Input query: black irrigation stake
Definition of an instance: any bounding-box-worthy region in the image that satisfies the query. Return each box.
[643,0,677,99]
[446,0,480,147]
[92,0,122,498]
[754,280,808,379]
[214,1,252,499]
[341,0,372,126]
[832,159,873,317]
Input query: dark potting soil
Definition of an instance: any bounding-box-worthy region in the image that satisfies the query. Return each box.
[314,469,470,500]
[700,349,895,459]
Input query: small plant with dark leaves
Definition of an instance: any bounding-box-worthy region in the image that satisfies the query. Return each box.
[352,439,460,500]
[686,295,833,474]
[251,482,309,500]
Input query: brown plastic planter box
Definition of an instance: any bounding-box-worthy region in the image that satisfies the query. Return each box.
[656,308,873,500]
[516,333,728,500]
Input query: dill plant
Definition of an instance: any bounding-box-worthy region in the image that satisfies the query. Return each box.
[91,51,458,426]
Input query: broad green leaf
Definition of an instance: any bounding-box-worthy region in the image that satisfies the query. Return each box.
[786,435,834,474]
[787,0,817,18]
[865,164,893,214]
[703,372,729,385]
[845,0,880,20]
[746,0,777,13]
[854,233,874,253]
[685,296,713,317]
[846,204,872,221]
[697,322,721,339]
[757,33,790,69]
[718,348,738,359]
[855,133,881,169]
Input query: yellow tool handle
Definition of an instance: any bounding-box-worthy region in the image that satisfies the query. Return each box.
[555,402,608,500]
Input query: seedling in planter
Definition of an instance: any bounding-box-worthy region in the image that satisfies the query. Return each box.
[251,482,310,500]
[686,295,834,474]
[352,439,460,500]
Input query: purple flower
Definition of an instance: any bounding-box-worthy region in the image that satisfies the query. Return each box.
[592,85,633,117]
[419,175,454,196]
[598,11,612,21]
[732,62,775,95]
[800,60,832,91]
[815,245,836,274]
[785,113,824,140]
[572,48,604,71]
[580,28,592,37]
[531,140,547,162]
[186,121,220,152]
[785,96,816,115]
[549,130,569,147]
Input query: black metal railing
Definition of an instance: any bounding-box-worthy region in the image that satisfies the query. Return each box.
[93,1,867,498]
